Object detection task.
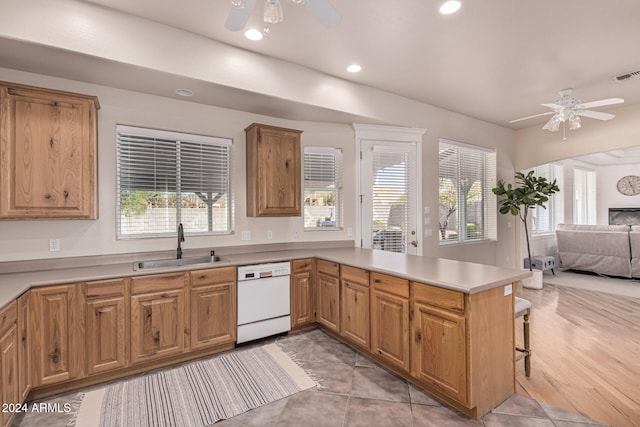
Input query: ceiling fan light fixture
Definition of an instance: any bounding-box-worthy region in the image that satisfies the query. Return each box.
[440,0,462,15]
[288,0,306,5]
[245,28,264,40]
[264,0,284,24]
[543,115,562,132]
[569,114,582,130]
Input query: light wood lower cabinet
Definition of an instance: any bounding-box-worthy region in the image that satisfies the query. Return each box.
[190,267,236,350]
[84,279,127,375]
[316,260,340,332]
[0,301,18,427]
[17,293,30,403]
[29,285,84,387]
[291,259,314,328]
[370,273,410,372]
[411,300,467,403]
[130,272,186,365]
[340,265,370,349]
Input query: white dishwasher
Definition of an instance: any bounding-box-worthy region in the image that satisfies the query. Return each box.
[236,261,291,344]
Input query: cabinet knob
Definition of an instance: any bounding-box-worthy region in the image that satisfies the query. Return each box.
[50,349,60,364]
[415,330,422,342]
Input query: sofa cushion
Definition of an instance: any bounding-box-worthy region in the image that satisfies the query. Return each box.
[556,223,631,232]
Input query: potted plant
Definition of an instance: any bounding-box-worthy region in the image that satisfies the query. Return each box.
[492,170,560,288]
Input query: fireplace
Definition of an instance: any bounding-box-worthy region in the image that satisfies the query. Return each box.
[609,208,640,225]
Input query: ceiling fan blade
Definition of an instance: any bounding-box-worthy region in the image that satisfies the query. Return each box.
[540,103,561,109]
[576,98,624,109]
[577,110,616,121]
[304,0,341,27]
[224,0,256,31]
[509,111,554,123]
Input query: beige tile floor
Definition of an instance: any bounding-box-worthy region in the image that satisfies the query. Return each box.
[13,328,608,427]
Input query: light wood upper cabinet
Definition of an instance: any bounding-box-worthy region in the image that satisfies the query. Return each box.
[29,284,85,387]
[84,279,127,375]
[291,259,314,329]
[0,82,99,220]
[245,123,302,217]
[190,267,236,350]
[130,273,187,365]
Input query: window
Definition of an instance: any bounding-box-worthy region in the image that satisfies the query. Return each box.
[117,125,232,238]
[528,163,563,234]
[303,147,342,230]
[438,139,496,243]
[574,167,596,224]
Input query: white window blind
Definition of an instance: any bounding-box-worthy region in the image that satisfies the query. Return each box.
[438,139,496,243]
[116,125,232,238]
[303,147,342,230]
[574,168,596,225]
[371,149,412,253]
[528,163,563,234]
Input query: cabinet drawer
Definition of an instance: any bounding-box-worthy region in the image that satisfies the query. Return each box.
[371,272,409,298]
[85,278,125,299]
[317,259,339,277]
[0,300,17,335]
[341,265,369,286]
[411,281,465,313]
[292,258,314,274]
[191,267,236,287]
[131,272,186,295]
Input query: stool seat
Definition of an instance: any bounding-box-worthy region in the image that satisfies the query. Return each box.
[515,296,531,317]
[515,296,532,377]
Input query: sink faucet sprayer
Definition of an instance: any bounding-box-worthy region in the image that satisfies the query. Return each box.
[177,223,185,259]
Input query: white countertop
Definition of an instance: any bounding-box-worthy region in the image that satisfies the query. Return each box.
[0,248,530,307]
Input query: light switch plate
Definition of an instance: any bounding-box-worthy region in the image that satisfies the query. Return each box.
[241,231,251,241]
[49,239,61,252]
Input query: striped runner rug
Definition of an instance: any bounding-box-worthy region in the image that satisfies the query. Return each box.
[75,344,316,427]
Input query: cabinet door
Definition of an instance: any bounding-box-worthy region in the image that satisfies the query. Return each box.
[411,302,467,403]
[130,290,185,364]
[0,325,18,427]
[86,297,127,374]
[370,289,409,372]
[29,285,84,387]
[246,123,302,216]
[190,282,236,350]
[0,84,98,219]
[291,270,314,328]
[340,280,369,348]
[17,293,30,402]
[316,272,340,332]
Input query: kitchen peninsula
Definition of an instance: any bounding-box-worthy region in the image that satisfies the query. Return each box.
[0,246,529,423]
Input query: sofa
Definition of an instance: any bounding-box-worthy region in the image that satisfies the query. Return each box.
[555,224,640,278]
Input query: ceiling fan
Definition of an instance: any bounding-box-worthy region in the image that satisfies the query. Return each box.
[509,89,624,132]
[225,0,341,32]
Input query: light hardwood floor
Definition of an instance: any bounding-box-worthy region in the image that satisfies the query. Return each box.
[515,283,640,427]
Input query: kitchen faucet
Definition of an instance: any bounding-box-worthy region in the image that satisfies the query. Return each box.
[177,223,185,259]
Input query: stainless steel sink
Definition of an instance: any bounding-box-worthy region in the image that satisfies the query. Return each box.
[134,254,224,270]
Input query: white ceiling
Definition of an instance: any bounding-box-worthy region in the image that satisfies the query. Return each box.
[2,0,640,131]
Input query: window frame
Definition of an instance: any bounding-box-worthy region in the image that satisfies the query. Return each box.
[303,146,343,231]
[116,124,233,239]
[438,138,497,245]
[573,166,596,225]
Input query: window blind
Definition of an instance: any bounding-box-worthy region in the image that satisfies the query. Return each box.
[438,139,496,243]
[303,147,342,229]
[116,125,232,238]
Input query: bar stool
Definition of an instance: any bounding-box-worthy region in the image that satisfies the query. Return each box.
[515,296,531,377]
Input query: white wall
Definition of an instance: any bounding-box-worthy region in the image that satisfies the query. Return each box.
[0,67,518,266]
[596,164,640,224]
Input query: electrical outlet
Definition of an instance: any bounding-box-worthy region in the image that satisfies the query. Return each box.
[49,239,61,252]
[293,230,300,239]
[266,230,273,239]
[347,227,353,237]
[424,229,432,237]
[504,284,513,296]
[241,231,251,241]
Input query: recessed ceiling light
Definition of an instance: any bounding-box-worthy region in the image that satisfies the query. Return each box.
[245,29,263,41]
[347,64,362,73]
[439,0,461,15]
[175,88,194,97]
